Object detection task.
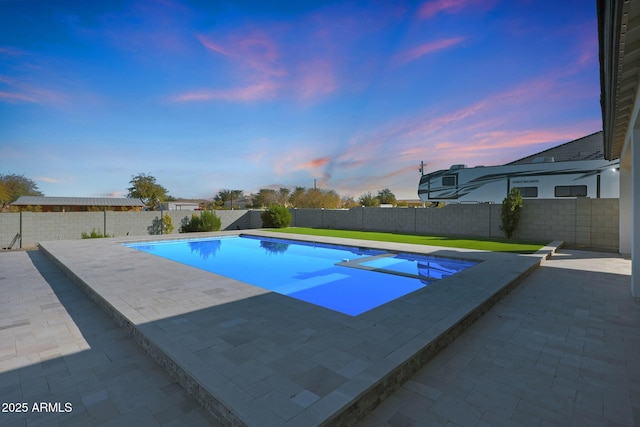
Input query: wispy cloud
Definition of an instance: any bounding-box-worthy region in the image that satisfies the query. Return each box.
[418,0,468,19]
[0,46,27,56]
[198,32,286,77]
[0,76,68,105]
[294,60,337,99]
[197,35,229,56]
[417,0,496,20]
[297,156,331,169]
[171,81,278,103]
[35,176,62,184]
[176,3,405,105]
[394,37,465,65]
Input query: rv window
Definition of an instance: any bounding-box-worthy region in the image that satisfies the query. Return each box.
[514,187,538,198]
[554,185,587,197]
[442,176,457,186]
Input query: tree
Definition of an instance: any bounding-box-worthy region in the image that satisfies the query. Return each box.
[127,173,168,210]
[214,189,243,209]
[277,187,290,206]
[288,187,307,208]
[251,189,277,208]
[304,188,324,208]
[0,174,43,209]
[358,192,379,207]
[286,187,340,208]
[377,188,396,205]
[500,188,523,239]
[339,195,359,209]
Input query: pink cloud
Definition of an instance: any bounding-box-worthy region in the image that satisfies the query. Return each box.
[294,60,337,99]
[196,35,230,56]
[198,32,286,77]
[417,0,496,19]
[171,81,278,103]
[0,91,37,103]
[435,129,590,153]
[418,0,468,19]
[0,76,68,105]
[299,156,331,169]
[395,37,465,65]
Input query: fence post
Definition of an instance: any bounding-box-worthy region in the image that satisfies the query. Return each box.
[19,211,22,249]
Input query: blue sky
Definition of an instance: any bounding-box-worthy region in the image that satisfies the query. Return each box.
[0,0,601,200]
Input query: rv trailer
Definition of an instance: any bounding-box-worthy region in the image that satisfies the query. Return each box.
[418,158,620,204]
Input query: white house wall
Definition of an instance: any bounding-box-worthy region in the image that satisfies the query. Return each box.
[631,129,640,297]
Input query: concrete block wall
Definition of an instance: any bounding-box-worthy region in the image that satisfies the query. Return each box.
[1,199,620,250]
[21,212,104,246]
[514,199,619,248]
[7,210,263,247]
[0,213,20,248]
[287,198,620,250]
[589,199,619,249]
[290,209,324,228]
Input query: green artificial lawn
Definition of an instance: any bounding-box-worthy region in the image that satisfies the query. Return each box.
[265,227,545,254]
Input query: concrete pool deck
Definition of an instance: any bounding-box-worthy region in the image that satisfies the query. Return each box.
[30,230,557,426]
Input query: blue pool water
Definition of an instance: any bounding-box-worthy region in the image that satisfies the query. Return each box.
[124,236,477,316]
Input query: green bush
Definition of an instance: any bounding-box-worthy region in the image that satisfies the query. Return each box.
[162,213,174,234]
[261,204,291,228]
[180,210,221,233]
[81,228,112,239]
[500,188,523,239]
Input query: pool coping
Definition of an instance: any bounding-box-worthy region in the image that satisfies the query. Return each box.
[38,231,561,426]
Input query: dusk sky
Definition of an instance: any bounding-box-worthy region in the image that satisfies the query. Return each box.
[1,0,602,200]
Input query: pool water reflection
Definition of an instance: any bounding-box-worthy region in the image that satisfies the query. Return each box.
[124,236,478,316]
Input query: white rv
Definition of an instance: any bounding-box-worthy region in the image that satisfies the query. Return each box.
[419,131,620,203]
[418,158,619,203]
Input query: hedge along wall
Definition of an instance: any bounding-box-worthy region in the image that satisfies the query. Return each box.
[1,198,619,250]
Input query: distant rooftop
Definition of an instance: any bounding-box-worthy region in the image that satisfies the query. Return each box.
[507,131,604,165]
[13,196,146,207]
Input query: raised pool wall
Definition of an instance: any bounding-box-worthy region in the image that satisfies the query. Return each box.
[1,198,618,250]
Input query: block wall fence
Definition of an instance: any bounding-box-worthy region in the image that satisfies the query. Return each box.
[0,198,619,250]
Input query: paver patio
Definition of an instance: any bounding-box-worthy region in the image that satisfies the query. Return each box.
[2,232,636,426]
[0,250,218,427]
[361,249,638,426]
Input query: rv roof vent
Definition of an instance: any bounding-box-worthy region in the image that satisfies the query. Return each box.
[449,164,467,170]
[531,156,555,163]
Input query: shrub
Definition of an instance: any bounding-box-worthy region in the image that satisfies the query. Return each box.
[81,228,112,239]
[180,210,221,233]
[261,204,291,228]
[500,188,523,239]
[162,213,174,234]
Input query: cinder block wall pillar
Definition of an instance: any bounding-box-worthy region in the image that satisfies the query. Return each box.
[574,198,592,247]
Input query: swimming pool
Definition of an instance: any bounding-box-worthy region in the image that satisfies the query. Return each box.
[124,235,478,316]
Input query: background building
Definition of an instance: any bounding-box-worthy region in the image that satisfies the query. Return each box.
[12,196,146,212]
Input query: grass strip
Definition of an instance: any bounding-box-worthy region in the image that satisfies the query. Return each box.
[265,227,545,254]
